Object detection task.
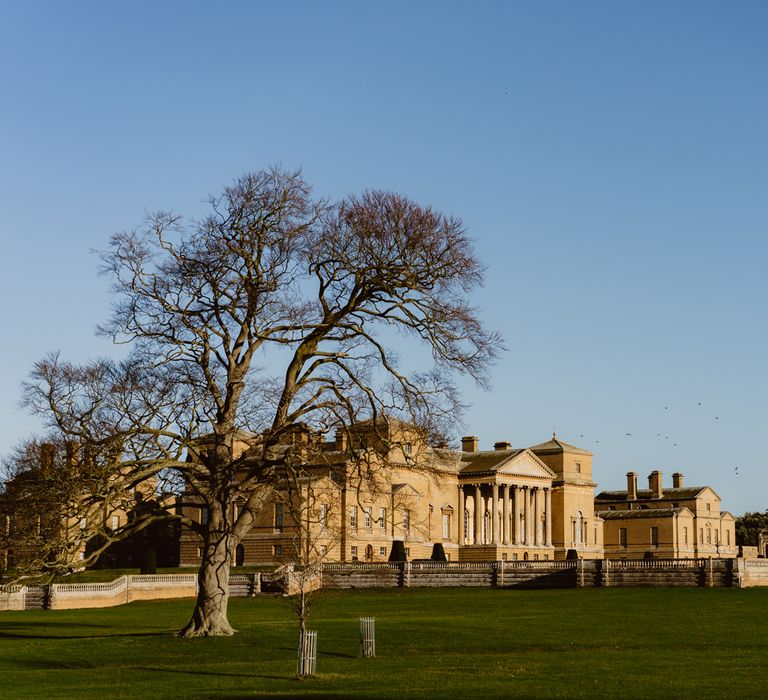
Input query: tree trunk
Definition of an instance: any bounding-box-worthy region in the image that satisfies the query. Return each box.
[177,528,236,637]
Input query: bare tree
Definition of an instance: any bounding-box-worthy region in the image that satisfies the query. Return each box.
[12,167,501,636]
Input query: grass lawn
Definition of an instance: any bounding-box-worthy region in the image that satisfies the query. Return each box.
[1,587,766,698]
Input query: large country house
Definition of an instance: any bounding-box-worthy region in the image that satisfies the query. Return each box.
[178,418,736,566]
[2,419,738,571]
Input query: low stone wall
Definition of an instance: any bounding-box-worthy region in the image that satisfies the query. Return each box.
[738,558,768,587]
[2,560,759,611]
[0,573,261,611]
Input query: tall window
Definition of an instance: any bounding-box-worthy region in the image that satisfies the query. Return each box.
[319,504,328,529]
[364,507,372,529]
[683,526,688,545]
[403,442,412,456]
[111,515,120,530]
[727,530,731,546]
[350,545,358,560]
[350,506,358,530]
[273,503,283,532]
[707,525,712,544]
[442,513,451,540]
[403,509,410,534]
[699,528,704,544]
[651,527,659,548]
[379,507,387,532]
[620,527,627,548]
[575,462,581,473]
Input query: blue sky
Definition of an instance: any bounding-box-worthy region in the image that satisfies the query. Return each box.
[1,1,766,514]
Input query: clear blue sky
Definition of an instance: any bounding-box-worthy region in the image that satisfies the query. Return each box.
[1,1,766,514]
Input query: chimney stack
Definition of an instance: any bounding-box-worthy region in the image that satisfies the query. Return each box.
[40,443,56,475]
[672,472,684,489]
[494,441,512,451]
[335,429,348,452]
[626,472,637,500]
[461,435,479,452]
[649,470,663,499]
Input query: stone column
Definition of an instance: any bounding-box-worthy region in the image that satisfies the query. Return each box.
[533,487,541,546]
[513,486,521,544]
[474,484,483,545]
[545,488,552,546]
[458,485,465,545]
[524,487,532,546]
[502,484,510,545]
[491,483,499,544]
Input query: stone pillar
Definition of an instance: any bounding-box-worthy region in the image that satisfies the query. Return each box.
[458,486,465,545]
[534,487,542,546]
[513,486,521,544]
[545,488,552,546]
[474,484,483,545]
[491,483,499,544]
[502,484,510,545]
[524,487,532,546]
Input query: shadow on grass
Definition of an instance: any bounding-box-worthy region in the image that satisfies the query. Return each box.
[275,646,356,659]
[133,666,287,681]
[0,621,173,640]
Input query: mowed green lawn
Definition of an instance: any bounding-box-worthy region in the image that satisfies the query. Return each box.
[1,587,766,698]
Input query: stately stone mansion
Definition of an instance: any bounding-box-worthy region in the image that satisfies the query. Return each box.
[179,419,738,566]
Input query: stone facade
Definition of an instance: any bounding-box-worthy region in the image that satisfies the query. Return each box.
[180,424,614,566]
[595,471,737,559]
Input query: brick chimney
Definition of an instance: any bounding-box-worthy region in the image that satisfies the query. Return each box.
[494,441,512,451]
[648,470,663,499]
[40,443,56,475]
[672,472,684,488]
[335,429,348,451]
[462,435,479,452]
[626,472,637,500]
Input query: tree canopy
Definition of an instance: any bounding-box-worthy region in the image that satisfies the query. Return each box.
[3,167,502,636]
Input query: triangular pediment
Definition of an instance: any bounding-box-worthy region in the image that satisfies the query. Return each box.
[495,449,557,479]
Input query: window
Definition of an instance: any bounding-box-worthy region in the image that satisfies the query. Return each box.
[350,545,358,560]
[403,510,410,534]
[727,530,731,546]
[442,513,451,540]
[201,507,210,526]
[714,530,719,545]
[379,507,387,531]
[706,503,711,511]
[683,526,688,545]
[320,545,327,556]
[699,528,704,544]
[79,517,87,530]
[651,527,659,548]
[273,544,282,557]
[364,507,372,529]
[350,506,358,529]
[319,504,328,529]
[403,442,412,456]
[620,528,628,548]
[273,503,283,532]
[707,526,712,544]
[379,547,387,556]
[111,515,120,530]
[575,462,581,473]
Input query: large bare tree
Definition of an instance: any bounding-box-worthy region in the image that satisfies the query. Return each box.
[11,167,501,636]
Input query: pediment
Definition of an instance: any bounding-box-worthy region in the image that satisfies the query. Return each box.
[495,449,557,479]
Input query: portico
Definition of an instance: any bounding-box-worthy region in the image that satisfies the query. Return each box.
[456,446,556,561]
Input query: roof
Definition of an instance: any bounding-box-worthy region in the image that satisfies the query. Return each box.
[459,449,526,473]
[596,487,707,502]
[527,435,592,456]
[597,507,690,520]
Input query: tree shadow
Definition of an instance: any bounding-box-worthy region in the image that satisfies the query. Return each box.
[0,621,173,640]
